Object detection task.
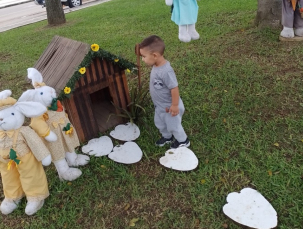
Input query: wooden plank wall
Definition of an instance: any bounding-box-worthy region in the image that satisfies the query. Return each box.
[69,58,130,142]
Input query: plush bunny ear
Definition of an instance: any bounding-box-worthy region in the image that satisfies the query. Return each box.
[14,101,47,117]
[0,90,12,100]
[18,90,36,102]
[27,68,43,87]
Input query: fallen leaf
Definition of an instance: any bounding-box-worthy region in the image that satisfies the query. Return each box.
[268,170,273,176]
[223,223,228,228]
[98,203,103,208]
[224,90,228,93]
[195,218,200,226]
[200,179,206,184]
[129,218,139,227]
[273,143,279,147]
[101,165,106,168]
[223,118,226,123]
[124,203,130,210]
[67,182,72,185]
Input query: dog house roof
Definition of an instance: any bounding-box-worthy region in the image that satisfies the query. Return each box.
[34,35,90,92]
[34,35,136,97]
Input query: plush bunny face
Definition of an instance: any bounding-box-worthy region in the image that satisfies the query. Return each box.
[18,86,57,107]
[0,106,25,131]
[34,86,57,107]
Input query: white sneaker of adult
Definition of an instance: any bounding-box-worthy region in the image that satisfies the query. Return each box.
[179,25,191,42]
[294,27,303,36]
[188,24,200,40]
[280,26,294,38]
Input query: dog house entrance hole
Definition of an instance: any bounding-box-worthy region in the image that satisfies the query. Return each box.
[90,87,122,132]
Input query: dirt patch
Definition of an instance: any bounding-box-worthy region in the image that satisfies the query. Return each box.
[0,53,12,62]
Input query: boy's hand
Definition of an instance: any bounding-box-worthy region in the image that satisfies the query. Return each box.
[167,105,179,116]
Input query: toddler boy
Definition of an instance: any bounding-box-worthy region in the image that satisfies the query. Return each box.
[139,35,190,148]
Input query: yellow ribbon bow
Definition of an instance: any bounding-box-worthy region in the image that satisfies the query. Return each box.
[33,82,46,88]
[0,130,15,139]
[43,112,49,121]
[52,118,65,129]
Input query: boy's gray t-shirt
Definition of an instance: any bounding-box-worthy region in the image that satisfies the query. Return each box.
[150,61,178,112]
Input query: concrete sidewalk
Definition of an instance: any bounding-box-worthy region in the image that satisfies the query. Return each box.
[0,0,32,9]
[0,0,111,32]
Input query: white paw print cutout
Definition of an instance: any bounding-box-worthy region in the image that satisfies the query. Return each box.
[81,136,113,157]
[223,188,278,229]
[109,122,140,141]
[159,147,198,171]
[108,142,142,164]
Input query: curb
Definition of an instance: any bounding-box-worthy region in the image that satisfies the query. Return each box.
[0,0,32,9]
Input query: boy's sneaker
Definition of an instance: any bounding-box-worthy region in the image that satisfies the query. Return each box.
[155,136,174,147]
[170,138,190,149]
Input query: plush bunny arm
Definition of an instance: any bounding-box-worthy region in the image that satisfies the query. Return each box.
[29,115,51,138]
[44,131,57,142]
[20,127,51,162]
[0,90,12,99]
[41,155,52,166]
[165,0,173,6]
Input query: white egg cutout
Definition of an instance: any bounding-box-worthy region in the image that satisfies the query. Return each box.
[223,187,278,229]
[159,147,198,171]
[108,142,142,164]
[81,136,113,157]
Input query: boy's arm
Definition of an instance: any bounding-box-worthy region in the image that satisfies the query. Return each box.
[168,86,179,116]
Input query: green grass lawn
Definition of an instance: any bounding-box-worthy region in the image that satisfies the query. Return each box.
[1,0,303,228]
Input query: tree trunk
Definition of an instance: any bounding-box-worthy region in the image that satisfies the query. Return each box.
[256,0,282,28]
[45,0,66,25]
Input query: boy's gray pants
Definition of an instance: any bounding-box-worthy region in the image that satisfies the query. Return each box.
[282,0,303,28]
[154,99,187,142]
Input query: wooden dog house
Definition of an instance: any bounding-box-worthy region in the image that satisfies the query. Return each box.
[34,36,136,142]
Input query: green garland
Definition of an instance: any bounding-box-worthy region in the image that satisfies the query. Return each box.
[57,45,137,101]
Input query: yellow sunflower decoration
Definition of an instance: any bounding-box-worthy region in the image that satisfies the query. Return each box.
[91,44,100,52]
[64,87,71,94]
[79,67,86,75]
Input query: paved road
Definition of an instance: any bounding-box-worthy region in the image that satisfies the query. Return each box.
[0,0,110,32]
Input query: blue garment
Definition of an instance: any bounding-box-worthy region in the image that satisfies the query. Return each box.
[171,0,198,25]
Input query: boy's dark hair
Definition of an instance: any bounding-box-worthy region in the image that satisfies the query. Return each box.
[139,35,165,55]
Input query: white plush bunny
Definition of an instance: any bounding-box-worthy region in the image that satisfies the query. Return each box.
[18,68,89,181]
[0,90,52,215]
